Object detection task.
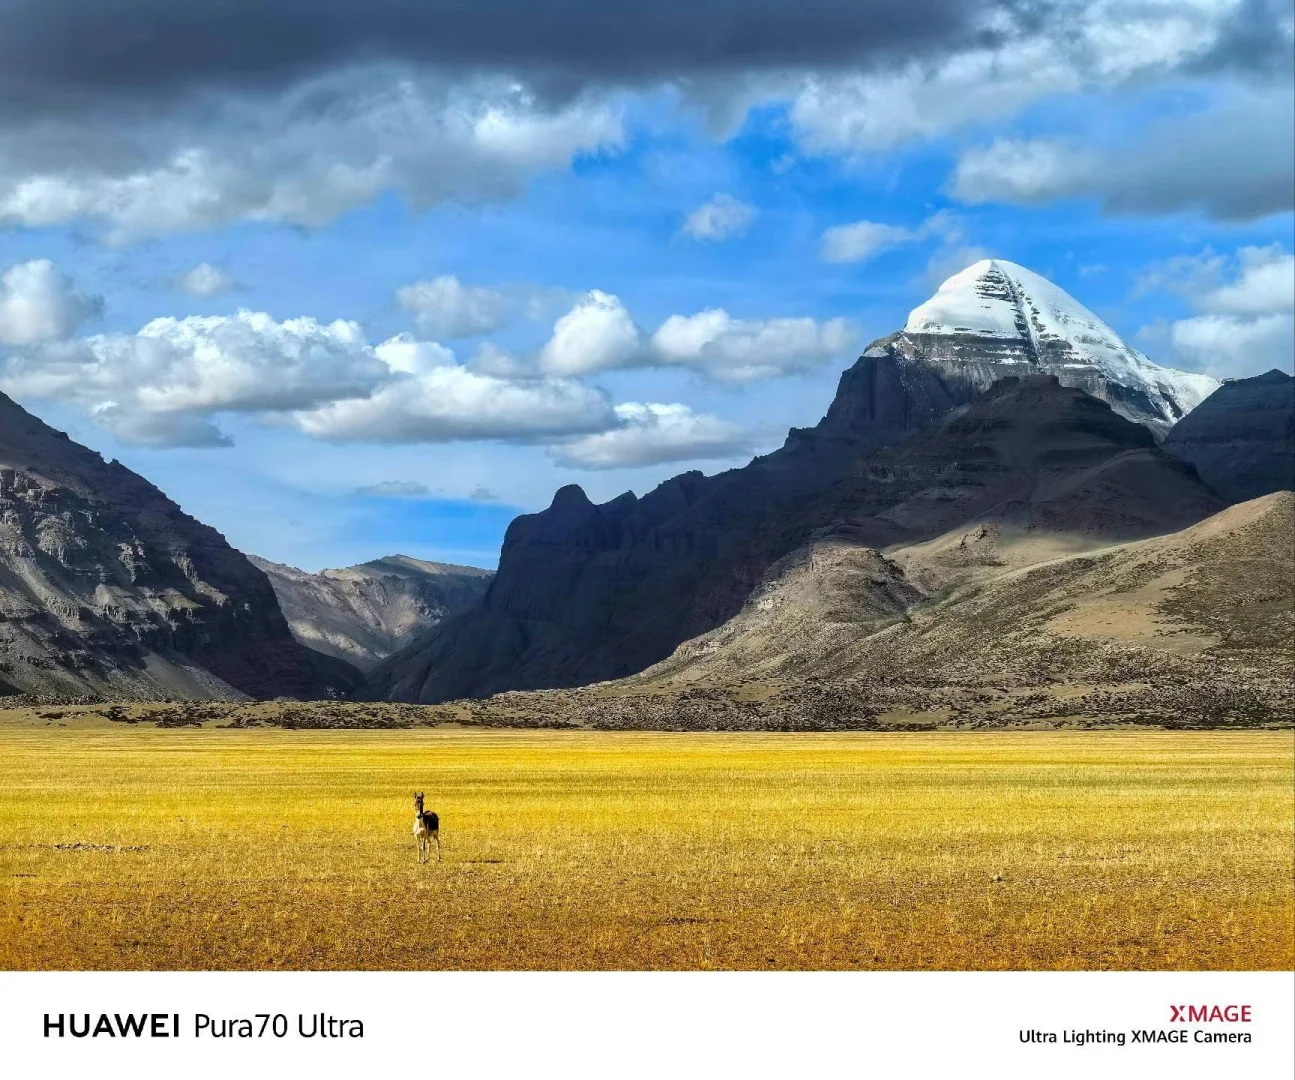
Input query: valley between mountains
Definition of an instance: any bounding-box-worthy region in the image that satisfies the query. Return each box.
[2,259,1291,731]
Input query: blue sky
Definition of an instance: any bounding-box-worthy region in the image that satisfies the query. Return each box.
[2,2,1292,570]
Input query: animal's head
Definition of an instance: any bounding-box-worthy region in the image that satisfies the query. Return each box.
[413,792,424,812]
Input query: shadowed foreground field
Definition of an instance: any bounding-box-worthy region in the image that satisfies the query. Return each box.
[0,728,1291,970]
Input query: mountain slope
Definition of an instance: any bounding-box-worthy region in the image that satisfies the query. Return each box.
[1163,369,1294,504]
[899,259,1217,434]
[638,489,1291,692]
[251,554,492,670]
[456,491,1292,730]
[0,392,361,701]
[370,374,1224,703]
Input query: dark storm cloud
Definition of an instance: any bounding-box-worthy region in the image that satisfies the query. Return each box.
[1189,0,1295,76]
[952,88,1295,221]
[0,0,1001,113]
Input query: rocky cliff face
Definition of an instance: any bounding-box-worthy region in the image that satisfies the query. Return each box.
[0,392,361,700]
[369,370,1223,704]
[1163,369,1294,504]
[250,554,492,670]
[368,349,983,703]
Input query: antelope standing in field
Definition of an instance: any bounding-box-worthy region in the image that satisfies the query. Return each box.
[412,792,441,864]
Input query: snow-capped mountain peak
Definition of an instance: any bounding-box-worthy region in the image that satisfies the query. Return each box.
[898,258,1218,433]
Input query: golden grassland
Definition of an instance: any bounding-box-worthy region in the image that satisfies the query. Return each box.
[0,727,1291,970]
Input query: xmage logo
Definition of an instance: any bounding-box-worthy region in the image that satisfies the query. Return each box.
[1169,1005,1252,1023]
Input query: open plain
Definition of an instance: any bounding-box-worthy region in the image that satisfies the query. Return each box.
[1,724,1290,971]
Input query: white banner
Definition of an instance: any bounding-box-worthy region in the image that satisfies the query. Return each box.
[1,970,1290,1079]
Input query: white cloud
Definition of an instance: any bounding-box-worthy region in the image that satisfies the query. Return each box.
[2,308,617,447]
[0,69,625,241]
[0,259,101,345]
[1139,245,1294,320]
[551,402,752,469]
[466,341,530,377]
[4,276,858,449]
[538,289,642,376]
[535,291,857,383]
[369,334,458,377]
[2,310,385,421]
[0,5,1285,244]
[396,274,508,338]
[819,221,914,264]
[293,351,616,444]
[786,3,1284,157]
[1136,244,1295,378]
[949,88,1294,220]
[650,308,855,382]
[819,209,971,267]
[790,38,1078,153]
[1134,249,1230,300]
[1169,313,1294,376]
[680,193,757,241]
[174,262,235,297]
[1200,246,1295,315]
[951,138,1090,205]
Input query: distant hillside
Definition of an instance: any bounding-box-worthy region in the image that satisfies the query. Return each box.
[0,392,360,701]
[1164,369,1294,504]
[250,554,492,670]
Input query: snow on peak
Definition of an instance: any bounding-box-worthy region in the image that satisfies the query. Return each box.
[903,258,1218,427]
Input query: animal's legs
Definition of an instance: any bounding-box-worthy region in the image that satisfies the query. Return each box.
[434,831,442,863]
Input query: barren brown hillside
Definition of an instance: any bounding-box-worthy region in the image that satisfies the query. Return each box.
[443,491,1293,731]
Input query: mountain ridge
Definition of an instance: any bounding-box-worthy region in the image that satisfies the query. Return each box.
[0,391,361,701]
[251,553,492,670]
[1162,368,1294,503]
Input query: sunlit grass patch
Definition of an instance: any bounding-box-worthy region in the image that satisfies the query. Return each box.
[0,728,1290,970]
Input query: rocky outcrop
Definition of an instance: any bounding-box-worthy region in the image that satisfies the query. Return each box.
[1163,369,1294,504]
[0,391,361,700]
[250,554,492,670]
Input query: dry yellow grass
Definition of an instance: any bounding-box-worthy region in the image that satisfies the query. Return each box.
[0,727,1290,970]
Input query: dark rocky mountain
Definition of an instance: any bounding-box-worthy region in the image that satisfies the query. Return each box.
[453,490,1292,731]
[0,391,361,701]
[250,554,492,670]
[369,372,1224,704]
[1163,369,1295,504]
